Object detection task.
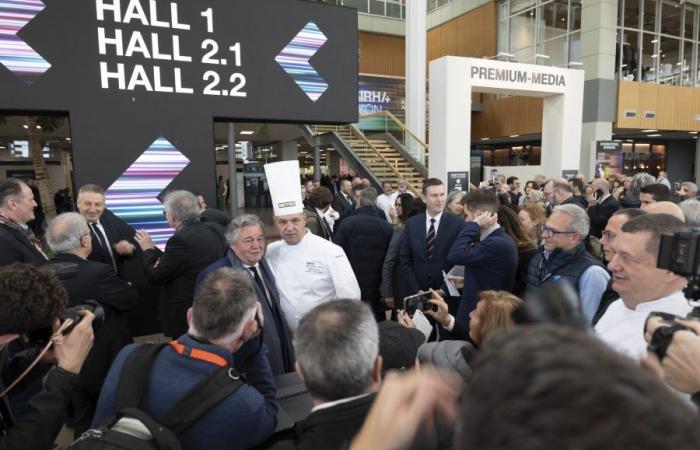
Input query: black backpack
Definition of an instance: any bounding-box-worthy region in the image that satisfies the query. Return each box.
[70,343,244,450]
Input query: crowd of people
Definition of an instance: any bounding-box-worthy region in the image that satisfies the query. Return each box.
[0,162,699,450]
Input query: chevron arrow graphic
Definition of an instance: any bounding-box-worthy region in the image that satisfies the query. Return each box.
[275,21,328,102]
[105,137,190,250]
[0,0,51,84]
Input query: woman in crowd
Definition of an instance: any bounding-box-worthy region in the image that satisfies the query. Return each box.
[382,196,425,313]
[445,191,466,217]
[518,203,546,244]
[497,205,537,296]
[518,180,539,206]
[611,177,625,200]
[402,290,522,380]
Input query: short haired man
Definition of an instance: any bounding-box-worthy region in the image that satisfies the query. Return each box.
[399,178,464,296]
[331,178,355,215]
[134,190,227,337]
[677,181,698,200]
[334,187,394,321]
[593,208,646,324]
[92,268,277,449]
[639,183,671,208]
[595,214,692,361]
[656,170,671,189]
[547,179,587,209]
[459,325,700,450]
[288,300,382,449]
[679,197,700,227]
[445,190,518,332]
[396,177,414,197]
[76,183,138,278]
[46,212,138,433]
[587,177,620,239]
[265,161,360,332]
[0,264,94,450]
[376,180,395,223]
[643,201,685,222]
[569,177,588,208]
[195,214,295,375]
[0,178,47,265]
[526,204,610,322]
[506,176,521,207]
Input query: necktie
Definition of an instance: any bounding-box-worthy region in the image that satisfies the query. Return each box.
[249,266,272,307]
[426,218,436,259]
[90,222,116,269]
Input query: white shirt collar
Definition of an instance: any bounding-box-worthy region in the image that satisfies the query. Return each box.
[426,211,442,224]
[480,223,500,240]
[622,290,689,312]
[599,193,611,203]
[311,392,373,413]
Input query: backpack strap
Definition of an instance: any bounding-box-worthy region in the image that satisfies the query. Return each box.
[111,407,183,450]
[159,365,245,433]
[114,343,168,411]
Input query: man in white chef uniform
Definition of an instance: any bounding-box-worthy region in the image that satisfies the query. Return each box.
[265,160,361,332]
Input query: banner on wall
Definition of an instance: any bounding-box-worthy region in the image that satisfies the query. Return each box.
[595,141,623,178]
[447,171,469,192]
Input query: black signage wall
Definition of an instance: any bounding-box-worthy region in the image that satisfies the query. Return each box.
[0,0,358,207]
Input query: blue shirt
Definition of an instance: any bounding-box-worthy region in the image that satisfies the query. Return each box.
[578,265,611,322]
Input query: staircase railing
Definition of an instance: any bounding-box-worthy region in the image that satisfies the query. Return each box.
[357,110,430,168]
[348,124,420,196]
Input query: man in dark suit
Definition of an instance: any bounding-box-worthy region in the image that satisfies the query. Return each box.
[334,187,393,321]
[0,178,48,266]
[134,190,226,337]
[331,178,355,216]
[45,212,138,435]
[446,190,518,330]
[399,178,464,298]
[588,178,621,239]
[195,214,294,376]
[76,184,138,279]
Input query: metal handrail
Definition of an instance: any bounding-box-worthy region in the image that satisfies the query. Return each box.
[349,123,420,195]
[359,110,430,155]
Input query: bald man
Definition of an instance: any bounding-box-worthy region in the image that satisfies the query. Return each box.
[642,201,685,222]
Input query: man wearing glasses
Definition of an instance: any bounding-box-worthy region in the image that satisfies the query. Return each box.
[526,204,610,323]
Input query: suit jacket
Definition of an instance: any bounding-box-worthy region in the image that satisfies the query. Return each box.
[399,213,464,295]
[447,223,518,326]
[142,220,227,337]
[50,252,138,432]
[195,251,295,376]
[0,223,47,266]
[331,192,354,216]
[86,209,138,279]
[588,195,620,239]
[272,393,449,450]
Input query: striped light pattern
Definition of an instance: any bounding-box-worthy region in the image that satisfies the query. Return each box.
[105,137,190,250]
[0,0,51,84]
[275,21,328,102]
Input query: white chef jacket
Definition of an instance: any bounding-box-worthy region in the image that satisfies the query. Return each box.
[595,290,693,361]
[266,230,361,332]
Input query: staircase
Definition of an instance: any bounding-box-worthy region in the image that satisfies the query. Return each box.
[312,124,426,195]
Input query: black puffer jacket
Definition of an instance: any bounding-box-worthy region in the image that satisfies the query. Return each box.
[334,207,393,312]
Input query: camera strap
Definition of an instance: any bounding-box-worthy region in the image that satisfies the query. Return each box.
[168,341,228,367]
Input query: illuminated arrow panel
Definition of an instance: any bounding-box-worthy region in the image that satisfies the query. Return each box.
[105,137,190,250]
[0,0,51,84]
[275,21,328,102]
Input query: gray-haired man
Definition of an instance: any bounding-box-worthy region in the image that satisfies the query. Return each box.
[526,204,610,322]
[196,214,294,375]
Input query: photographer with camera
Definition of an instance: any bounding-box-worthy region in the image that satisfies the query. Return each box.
[0,263,94,450]
[46,212,138,435]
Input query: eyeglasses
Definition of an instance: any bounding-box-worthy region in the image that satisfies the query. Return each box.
[601,230,617,241]
[540,224,578,236]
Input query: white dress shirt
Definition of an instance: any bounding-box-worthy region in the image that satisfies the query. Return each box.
[595,290,693,361]
[376,192,395,223]
[266,230,361,332]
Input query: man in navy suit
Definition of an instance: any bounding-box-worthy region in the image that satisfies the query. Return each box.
[446,189,518,334]
[399,178,464,301]
[196,214,294,375]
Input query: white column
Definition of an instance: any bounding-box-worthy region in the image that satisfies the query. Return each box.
[405,0,426,162]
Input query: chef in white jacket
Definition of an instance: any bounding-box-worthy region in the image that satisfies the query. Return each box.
[265,160,361,332]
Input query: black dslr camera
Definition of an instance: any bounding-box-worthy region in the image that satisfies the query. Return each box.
[645,228,700,361]
[26,262,105,345]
